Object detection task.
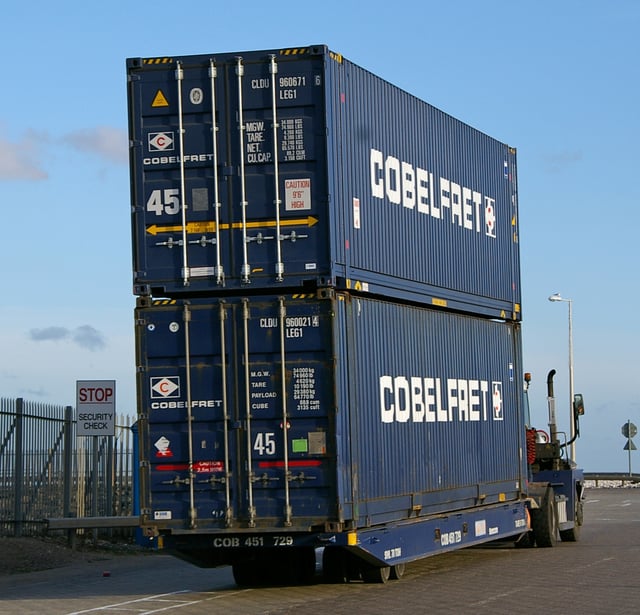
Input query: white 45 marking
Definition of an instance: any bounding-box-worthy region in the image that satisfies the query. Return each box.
[254,432,276,456]
[147,189,180,216]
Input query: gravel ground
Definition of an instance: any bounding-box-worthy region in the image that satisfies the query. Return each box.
[0,536,146,576]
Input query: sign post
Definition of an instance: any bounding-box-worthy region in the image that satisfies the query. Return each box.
[76,380,116,437]
[622,420,637,476]
[76,380,115,539]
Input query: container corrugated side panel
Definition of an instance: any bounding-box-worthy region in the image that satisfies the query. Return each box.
[334,295,526,526]
[326,55,521,316]
[333,291,356,523]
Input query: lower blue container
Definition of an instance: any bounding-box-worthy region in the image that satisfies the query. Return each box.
[135,291,527,534]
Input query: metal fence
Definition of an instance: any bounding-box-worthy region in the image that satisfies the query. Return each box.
[0,397,135,537]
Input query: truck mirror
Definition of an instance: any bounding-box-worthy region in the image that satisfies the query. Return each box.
[573,393,585,416]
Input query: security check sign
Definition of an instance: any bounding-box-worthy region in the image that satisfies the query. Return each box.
[76,380,116,436]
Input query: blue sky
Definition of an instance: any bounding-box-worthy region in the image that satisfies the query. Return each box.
[1,0,638,472]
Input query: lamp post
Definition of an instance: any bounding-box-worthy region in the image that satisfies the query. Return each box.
[548,293,575,461]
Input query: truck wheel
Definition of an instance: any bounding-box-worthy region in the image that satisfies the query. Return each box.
[267,548,316,585]
[389,563,406,580]
[560,500,583,542]
[361,563,391,584]
[514,530,535,548]
[232,560,261,586]
[290,548,317,584]
[322,547,349,583]
[531,488,558,548]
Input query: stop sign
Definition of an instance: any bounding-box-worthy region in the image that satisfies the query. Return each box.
[76,380,116,436]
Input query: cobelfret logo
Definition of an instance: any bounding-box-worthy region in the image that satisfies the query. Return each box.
[148,132,174,152]
[151,376,180,398]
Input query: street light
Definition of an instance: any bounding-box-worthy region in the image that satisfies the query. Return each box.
[548,293,575,461]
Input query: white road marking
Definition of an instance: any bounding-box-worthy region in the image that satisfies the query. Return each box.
[65,589,251,615]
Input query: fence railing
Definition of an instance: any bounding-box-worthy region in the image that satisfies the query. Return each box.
[4,396,636,540]
[0,397,135,537]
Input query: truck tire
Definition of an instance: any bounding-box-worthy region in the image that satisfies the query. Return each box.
[232,560,261,586]
[531,488,558,548]
[389,563,406,580]
[514,530,535,548]
[322,547,350,583]
[560,499,583,542]
[232,548,315,586]
[361,563,391,584]
[289,548,317,585]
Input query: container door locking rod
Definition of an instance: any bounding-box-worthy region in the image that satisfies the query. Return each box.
[176,62,190,287]
[242,299,256,527]
[270,56,284,282]
[183,303,197,528]
[209,60,224,285]
[278,297,293,526]
[236,58,251,284]
[218,302,233,525]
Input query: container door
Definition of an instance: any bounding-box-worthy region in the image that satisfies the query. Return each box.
[129,59,232,295]
[137,295,337,530]
[230,295,336,528]
[223,53,329,289]
[128,50,331,296]
[137,300,236,528]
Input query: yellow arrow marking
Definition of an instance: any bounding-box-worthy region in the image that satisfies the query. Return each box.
[147,221,217,236]
[146,216,318,236]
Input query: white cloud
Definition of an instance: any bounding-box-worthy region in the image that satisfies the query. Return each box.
[0,130,48,180]
[29,326,70,342]
[63,126,128,164]
[543,150,583,174]
[29,325,106,351]
[0,125,127,180]
[72,325,107,351]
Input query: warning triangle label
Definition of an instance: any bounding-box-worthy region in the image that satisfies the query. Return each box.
[152,90,169,107]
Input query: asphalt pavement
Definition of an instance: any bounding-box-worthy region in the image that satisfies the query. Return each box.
[1,488,638,615]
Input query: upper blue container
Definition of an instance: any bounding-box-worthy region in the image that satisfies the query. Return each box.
[127,45,520,319]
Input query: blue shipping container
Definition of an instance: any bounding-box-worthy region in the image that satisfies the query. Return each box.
[127,45,521,320]
[135,292,527,535]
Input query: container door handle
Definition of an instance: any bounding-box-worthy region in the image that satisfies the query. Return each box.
[242,299,256,526]
[236,58,251,284]
[209,60,225,286]
[278,296,293,526]
[182,303,197,528]
[218,301,233,525]
[270,55,284,282]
